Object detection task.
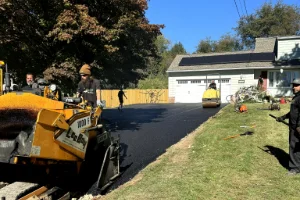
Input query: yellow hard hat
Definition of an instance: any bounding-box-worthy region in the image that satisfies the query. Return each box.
[0,61,5,66]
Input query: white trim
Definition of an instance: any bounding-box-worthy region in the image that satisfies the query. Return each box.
[267,70,300,88]
[175,78,231,83]
[277,36,300,40]
[167,67,274,73]
[167,65,300,73]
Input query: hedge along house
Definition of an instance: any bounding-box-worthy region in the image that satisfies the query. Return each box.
[167,35,300,103]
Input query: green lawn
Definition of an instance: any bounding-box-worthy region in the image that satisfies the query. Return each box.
[99,103,300,200]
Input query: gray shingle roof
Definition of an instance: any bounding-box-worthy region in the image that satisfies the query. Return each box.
[254,37,276,52]
[167,54,273,72]
[167,37,277,72]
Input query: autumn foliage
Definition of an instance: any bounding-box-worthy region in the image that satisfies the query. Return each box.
[0,0,164,90]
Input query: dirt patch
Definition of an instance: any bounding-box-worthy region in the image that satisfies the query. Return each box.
[121,173,144,187]
[176,126,204,150]
[168,112,222,163]
[168,127,202,164]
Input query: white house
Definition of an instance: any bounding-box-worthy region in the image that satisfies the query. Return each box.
[167,35,300,103]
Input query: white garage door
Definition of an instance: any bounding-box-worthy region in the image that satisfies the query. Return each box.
[174,79,231,103]
[220,83,231,103]
[175,84,206,103]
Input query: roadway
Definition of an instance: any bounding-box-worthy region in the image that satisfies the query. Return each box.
[87,103,226,195]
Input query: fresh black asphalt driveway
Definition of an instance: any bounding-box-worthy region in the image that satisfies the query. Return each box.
[89,103,226,194]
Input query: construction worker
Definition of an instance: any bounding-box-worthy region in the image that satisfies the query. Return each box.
[22,73,38,90]
[76,64,104,108]
[276,78,300,175]
[257,75,264,91]
[118,88,127,112]
[209,80,217,90]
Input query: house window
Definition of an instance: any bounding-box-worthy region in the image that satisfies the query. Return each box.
[191,80,201,84]
[204,80,216,83]
[221,79,230,83]
[178,80,188,84]
[268,71,300,88]
[204,79,230,83]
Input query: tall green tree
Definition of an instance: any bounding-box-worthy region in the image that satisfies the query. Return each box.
[159,42,187,74]
[214,34,243,52]
[195,34,242,53]
[169,42,187,57]
[0,0,164,90]
[195,37,215,53]
[137,37,187,89]
[137,73,168,89]
[155,35,171,55]
[145,35,170,76]
[235,1,300,48]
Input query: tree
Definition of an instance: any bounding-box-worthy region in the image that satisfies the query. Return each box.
[169,42,187,57]
[214,34,243,52]
[195,37,216,53]
[155,35,171,55]
[159,42,187,74]
[145,35,170,76]
[235,1,300,48]
[137,73,168,89]
[195,34,242,53]
[0,0,164,90]
[137,37,188,89]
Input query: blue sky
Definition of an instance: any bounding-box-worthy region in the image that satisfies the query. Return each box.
[145,0,300,54]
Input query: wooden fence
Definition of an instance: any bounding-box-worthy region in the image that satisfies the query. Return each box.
[101,89,169,108]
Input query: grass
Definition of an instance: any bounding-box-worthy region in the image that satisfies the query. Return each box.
[99,103,300,200]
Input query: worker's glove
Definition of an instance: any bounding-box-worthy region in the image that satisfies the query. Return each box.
[276,115,286,122]
[296,127,300,134]
[97,100,105,108]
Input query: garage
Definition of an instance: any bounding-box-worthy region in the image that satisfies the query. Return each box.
[175,81,205,103]
[175,79,231,103]
[167,38,279,104]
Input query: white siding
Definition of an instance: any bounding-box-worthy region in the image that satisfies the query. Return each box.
[168,70,257,102]
[277,39,300,60]
[168,76,176,97]
[228,70,255,96]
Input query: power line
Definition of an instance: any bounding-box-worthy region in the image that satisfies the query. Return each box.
[238,0,245,16]
[243,0,249,16]
[233,0,241,18]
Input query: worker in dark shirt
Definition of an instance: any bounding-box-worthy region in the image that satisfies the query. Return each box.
[209,80,217,90]
[22,73,38,90]
[77,64,103,108]
[276,78,300,175]
[118,88,127,112]
[258,75,264,90]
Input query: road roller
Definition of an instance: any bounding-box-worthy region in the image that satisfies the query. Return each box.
[202,87,221,108]
[202,73,221,108]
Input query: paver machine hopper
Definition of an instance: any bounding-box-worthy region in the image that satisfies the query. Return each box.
[0,61,121,193]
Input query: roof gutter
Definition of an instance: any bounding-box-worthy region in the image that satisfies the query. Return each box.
[166,65,298,73]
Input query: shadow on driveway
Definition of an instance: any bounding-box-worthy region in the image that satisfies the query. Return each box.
[101,106,167,132]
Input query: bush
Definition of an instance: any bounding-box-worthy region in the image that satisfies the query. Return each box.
[137,74,168,89]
